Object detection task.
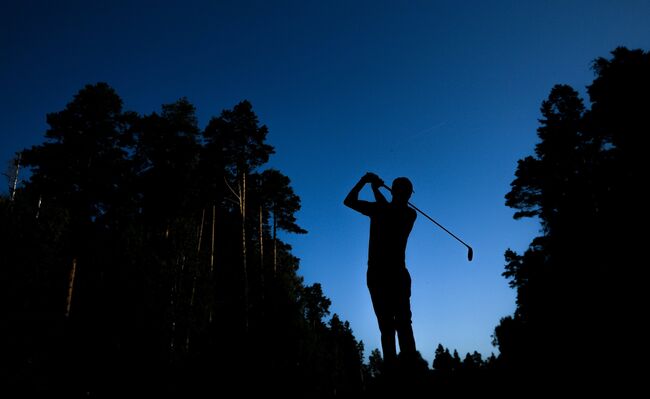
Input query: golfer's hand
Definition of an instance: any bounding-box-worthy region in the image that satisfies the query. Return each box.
[372,180,385,190]
[363,172,383,187]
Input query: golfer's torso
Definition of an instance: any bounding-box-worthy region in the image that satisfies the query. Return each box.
[367,203,415,268]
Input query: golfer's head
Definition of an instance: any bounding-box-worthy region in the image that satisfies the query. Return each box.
[391,177,413,204]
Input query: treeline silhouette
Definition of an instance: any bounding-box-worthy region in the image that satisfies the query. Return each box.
[493,47,648,391]
[356,46,649,396]
[2,46,647,396]
[1,87,365,396]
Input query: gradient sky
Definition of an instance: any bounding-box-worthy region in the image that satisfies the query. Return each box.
[2,0,648,363]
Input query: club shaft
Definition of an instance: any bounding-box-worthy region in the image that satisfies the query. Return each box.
[381,184,471,250]
[407,201,471,250]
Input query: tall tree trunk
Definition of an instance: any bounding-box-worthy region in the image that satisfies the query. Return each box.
[210,205,216,273]
[273,209,277,276]
[259,205,264,268]
[35,195,42,219]
[259,205,264,298]
[65,258,77,318]
[209,204,216,328]
[169,262,178,356]
[8,153,21,202]
[239,174,248,331]
[197,208,205,254]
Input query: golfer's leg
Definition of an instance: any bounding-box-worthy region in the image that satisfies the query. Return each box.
[372,291,397,361]
[396,269,416,355]
[368,274,397,363]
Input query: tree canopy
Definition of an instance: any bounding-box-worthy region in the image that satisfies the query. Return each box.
[1,85,363,396]
[495,47,649,389]
[3,45,647,395]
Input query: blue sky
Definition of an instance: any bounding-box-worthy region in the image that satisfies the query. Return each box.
[2,0,648,363]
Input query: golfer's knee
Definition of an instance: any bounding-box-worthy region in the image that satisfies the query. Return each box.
[395,315,412,330]
[378,319,394,333]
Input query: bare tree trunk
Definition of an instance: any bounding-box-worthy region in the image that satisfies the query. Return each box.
[209,204,216,328]
[8,153,21,202]
[225,172,249,330]
[210,205,216,273]
[169,261,178,356]
[193,211,206,345]
[259,205,264,269]
[65,258,77,318]
[197,208,205,254]
[35,196,42,219]
[240,174,248,331]
[273,209,277,276]
[259,205,264,298]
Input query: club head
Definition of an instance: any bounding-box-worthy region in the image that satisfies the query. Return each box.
[467,247,474,262]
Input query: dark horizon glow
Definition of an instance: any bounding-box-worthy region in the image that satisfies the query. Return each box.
[2,0,648,363]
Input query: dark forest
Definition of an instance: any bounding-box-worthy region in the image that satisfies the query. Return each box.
[2,47,647,396]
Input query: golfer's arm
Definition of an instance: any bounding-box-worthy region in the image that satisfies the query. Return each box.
[344,179,367,210]
[372,185,388,204]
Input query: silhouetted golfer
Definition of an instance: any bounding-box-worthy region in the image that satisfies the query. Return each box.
[344,172,417,368]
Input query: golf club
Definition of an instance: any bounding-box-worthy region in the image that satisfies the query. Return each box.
[380,183,474,261]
